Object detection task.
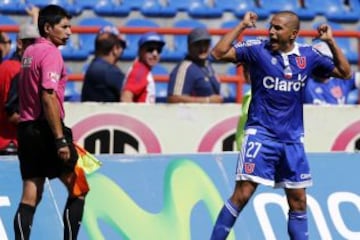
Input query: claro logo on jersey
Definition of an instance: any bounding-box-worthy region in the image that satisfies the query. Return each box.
[71,113,161,154]
[263,74,307,92]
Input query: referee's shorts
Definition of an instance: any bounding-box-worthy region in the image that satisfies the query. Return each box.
[17,120,78,180]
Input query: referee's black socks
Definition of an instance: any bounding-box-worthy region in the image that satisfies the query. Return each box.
[14,203,36,240]
[63,197,85,240]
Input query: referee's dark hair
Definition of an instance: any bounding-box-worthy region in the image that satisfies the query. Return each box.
[38,4,72,37]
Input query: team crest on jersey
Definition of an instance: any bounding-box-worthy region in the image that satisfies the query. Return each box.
[244,163,255,174]
[295,56,306,69]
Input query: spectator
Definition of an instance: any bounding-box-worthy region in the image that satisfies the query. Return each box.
[304,40,360,105]
[209,11,351,240]
[0,31,12,63]
[81,25,126,102]
[13,5,89,240]
[0,6,40,155]
[167,27,223,103]
[121,32,165,103]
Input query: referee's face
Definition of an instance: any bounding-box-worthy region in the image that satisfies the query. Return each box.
[46,17,72,47]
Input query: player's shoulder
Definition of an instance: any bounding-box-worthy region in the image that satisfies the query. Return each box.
[234,38,266,48]
[297,42,321,57]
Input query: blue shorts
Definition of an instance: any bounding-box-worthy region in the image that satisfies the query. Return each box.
[236,128,312,189]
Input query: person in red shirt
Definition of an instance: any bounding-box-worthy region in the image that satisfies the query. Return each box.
[121,32,165,103]
[0,24,39,155]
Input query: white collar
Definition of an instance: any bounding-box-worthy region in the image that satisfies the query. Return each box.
[280,42,301,56]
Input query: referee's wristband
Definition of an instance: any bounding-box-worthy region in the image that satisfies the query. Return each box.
[55,137,68,150]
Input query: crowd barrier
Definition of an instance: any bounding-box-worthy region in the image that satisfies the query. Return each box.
[1,152,360,239]
[0,25,359,102]
[64,103,360,154]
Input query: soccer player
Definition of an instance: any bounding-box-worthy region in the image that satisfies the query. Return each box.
[210,11,351,240]
[13,5,89,240]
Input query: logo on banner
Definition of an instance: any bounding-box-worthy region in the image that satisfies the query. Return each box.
[197,116,238,152]
[331,120,360,151]
[71,113,161,154]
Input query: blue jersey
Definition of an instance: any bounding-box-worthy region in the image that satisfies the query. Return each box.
[304,73,359,105]
[234,40,334,142]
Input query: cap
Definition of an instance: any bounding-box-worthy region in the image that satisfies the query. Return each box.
[138,32,165,48]
[18,24,40,40]
[99,25,127,48]
[187,27,211,45]
[313,40,333,59]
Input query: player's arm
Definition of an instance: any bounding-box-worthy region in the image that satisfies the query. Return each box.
[41,88,70,160]
[121,90,134,102]
[317,24,351,79]
[211,11,257,62]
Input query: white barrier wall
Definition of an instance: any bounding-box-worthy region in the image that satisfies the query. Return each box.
[64,103,360,154]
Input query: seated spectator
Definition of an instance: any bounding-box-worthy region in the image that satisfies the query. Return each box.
[304,40,360,105]
[81,26,126,102]
[167,27,223,103]
[0,22,40,155]
[121,32,165,103]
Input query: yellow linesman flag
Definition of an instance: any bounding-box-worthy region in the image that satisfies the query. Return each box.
[74,143,102,175]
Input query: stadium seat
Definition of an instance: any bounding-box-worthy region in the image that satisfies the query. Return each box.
[73,0,99,10]
[313,21,358,64]
[122,0,144,10]
[122,18,160,60]
[77,17,115,55]
[220,0,270,20]
[140,0,177,17]
[347,89,359,104]
[26,0,82,16]
[0,0,27,14]
[261,0,316,20]
[310,0,360,22]
[64,66,81,102]
[152,64,169,103]
[186,0,223,18]
[93,0,131,17]
[60,37,89,61]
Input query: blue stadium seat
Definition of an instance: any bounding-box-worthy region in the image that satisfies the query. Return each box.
[220,0,270,20]
[26,0,82,16]
[186,0,223,18]
[121,18,160,60]
[347,89,359,104]
[77,17,115,55]
[64,66,81,102]
[60,37,88,61]
[140,0,177,17]
[0,0,27,14]
[313,21,358,64]
[152,64,169,103]
[122,0,144,10]
[311,0,360,22]
[93,0,131,17]
[73,0,99,10]
[261,0,316,20]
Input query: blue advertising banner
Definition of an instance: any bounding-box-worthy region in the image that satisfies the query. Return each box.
[1,153,359,239]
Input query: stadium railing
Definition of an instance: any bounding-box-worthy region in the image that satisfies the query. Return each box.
[0,25,359,103]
